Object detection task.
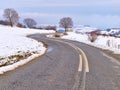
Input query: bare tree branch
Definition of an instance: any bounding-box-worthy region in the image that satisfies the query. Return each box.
[59,17,73,32]
[3,8,19,27]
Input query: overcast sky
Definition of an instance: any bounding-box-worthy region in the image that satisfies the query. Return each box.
[0,0,120,28]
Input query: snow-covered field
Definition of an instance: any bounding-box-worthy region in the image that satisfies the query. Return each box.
[0,25,55,74]
[62,32,120,54]
[74,25,97,34]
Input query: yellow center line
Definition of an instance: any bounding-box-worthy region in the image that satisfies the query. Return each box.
[63,41,89,72]
[77,47,89,72]
[78,55,82,72]
[45,38,89,73]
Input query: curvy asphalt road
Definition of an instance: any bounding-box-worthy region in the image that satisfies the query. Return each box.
[0,34,120,90]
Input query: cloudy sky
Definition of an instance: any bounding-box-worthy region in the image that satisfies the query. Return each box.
[0,0,120,28]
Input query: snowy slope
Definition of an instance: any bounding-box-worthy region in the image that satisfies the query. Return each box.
[0,25,55,57]
[69,25,120,53]
[62,32,120,54]
[0,25,55,74]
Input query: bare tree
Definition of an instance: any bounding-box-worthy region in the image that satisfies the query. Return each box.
[59,17,73,32]
[24,18,37,28]
[3,8,19,27]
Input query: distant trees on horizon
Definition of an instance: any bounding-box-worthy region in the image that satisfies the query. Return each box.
[0,8,74,31]
[59,17,73,32]
[0,8,37,28]
[23,18,37,28]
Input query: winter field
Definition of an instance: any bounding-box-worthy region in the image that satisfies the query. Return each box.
[0,25,55,74]
[62,32,120,54]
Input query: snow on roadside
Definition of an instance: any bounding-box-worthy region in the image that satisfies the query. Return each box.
[0,25,55,74]
[62,32,120,54]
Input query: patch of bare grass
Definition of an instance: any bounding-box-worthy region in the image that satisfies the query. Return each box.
[0,51,37,67]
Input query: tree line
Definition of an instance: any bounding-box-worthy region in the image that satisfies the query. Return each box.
[0,8,73,32]
[0,8,38,28]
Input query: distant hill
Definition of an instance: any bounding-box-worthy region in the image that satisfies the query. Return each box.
[74,25,120,36]
[100,28,120,36]
[74,25,98,34]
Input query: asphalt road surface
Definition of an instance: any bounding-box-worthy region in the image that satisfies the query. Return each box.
[62,39,120,90]
[0,34,120,90]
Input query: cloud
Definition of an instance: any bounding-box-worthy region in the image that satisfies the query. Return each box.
[1,0,120,28]
[20,12,71,24]
[21,13,50,18]
[1,0,120,8]
[20,12,120,28]
[25,0,120,7]
[20,12,70,18]
[73,14,120,28]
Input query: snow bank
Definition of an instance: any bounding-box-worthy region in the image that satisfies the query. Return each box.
[95,36,120,53]
[62,32,120,54]
[0,25,55,74]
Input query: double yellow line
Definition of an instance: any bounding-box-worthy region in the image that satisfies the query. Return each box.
[45,38,89,90]
[46,38,89,73]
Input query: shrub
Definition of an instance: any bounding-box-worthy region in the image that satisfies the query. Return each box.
[88,32,98,42]
[63,32,68,35]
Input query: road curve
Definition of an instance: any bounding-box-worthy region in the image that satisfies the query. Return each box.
[0,34,120,90]
[62,39,120,90]
[0,34,80,90]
